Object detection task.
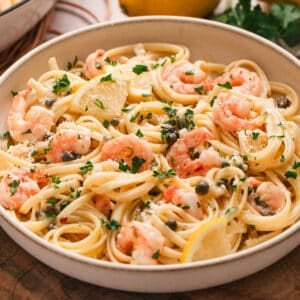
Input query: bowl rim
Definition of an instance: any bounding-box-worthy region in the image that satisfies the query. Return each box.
[0,0,29,17]
[0,16,299,272]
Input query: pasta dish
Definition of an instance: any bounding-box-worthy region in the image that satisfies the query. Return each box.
[0,43,299,265]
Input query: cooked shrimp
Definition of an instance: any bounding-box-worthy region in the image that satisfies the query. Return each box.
[163,186,203,219]
[247,178,285,216]
[101,135,154,172]
[167,128,222,178]
[214,67,262,96]
[46,125,91,163]
[94,194,111,217]
[0,168,48,210]
[116,221,165,265]
[162,61,212,94]
[212,93,262,132]
[7,90,54,143]
[82,49,105,79]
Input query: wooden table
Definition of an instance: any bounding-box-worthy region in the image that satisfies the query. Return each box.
[0,227,299,299]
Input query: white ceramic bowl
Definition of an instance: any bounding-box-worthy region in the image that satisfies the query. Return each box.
[0,17,299,293]
[0,0,56,52]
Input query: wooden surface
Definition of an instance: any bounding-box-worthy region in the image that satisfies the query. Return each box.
[0,227,299,299]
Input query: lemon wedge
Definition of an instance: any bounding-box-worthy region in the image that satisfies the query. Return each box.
[128,72,153,102]
[180,217,232,263]
[104,61,153,102]
[72,74,128,120]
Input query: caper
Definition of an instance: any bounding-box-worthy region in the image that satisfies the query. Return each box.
[148,186,161,196]
[166,220,177,230]
[45,99,55,107]
[192,151,201,159]
[110,118,120,126]
[195,180,209,195]
[221,161,230,168]
[167,132,178,145]
[44,205,59,217]
[275,95,291,109]
[62,151,77,162]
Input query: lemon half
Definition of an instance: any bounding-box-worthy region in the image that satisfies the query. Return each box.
[180,217,232,263]
[71,74,128,120]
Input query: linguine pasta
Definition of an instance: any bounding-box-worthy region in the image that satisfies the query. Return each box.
[0,43,299,265]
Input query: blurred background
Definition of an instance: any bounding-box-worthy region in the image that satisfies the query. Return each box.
[0,0,299,74]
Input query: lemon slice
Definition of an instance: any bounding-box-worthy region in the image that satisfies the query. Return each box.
[128,72,153,102]
[104,61,153,102]
[72,74,128,120]
[180,217,232,263]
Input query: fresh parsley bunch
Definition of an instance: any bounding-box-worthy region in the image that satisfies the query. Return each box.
[214,0,300,47]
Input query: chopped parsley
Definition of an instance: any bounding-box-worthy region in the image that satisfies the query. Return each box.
[43,145,52,154]
[153,169,176,179]
[142,93,151,97]
[224,207,237,218]
[118,160,131,172]
[151,63,159,70]
[118,157,145,174]
[285,170,297,179]
[52,74,72,95]
[169,55,176,63]
[70,188,81,199]
[47,197,58,205]
[181,204,190,209]
[121,107,132,113]
[194,85,205,95]
[100,73,114,83]
[132,64,149,75]
[101,218,121,230]
[136,129,144,138]
[103,120,110,128]
[152,249,160,260]
[163,106,177,118]
[130,112,140,122]
[131,157,146,173]
[280,155,286,162]
[160,59,168,66]
[31,150,38,157]
[217,82,232,89]
[66,56,78,70]
[210,96,217,107]
[94,98,105,110]
[248,224,256,230]
[292,161,300,169]
[104,57,117,66]
[51,176,61,189]
[185,70,194,75]
[251,132,260,140]
[161,99,173,106]
[2,131,10,140]
[9,180,20,195]
[80,161,93,175]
